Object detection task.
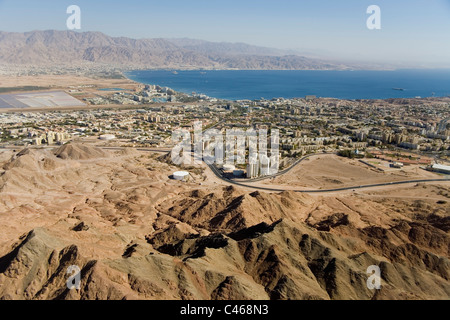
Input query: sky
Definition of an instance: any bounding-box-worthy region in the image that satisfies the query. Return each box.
[0,0,449,67]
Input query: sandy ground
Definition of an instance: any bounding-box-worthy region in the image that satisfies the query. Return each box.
[0,74,138,91]
[0,74,147,112]
[0,145,449,300]
[0,74,204,113]
[253,154,444,190]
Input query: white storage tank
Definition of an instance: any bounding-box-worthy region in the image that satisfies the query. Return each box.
[223,164,236,172]
[99,134,116,141]
[173,171,190,181]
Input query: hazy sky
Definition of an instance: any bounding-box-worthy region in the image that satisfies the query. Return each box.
[0,0,449,67]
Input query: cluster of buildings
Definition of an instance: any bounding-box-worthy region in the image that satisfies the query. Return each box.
[27,131,72,146]
[1,125,72,146]
[246,154,278,178]
[84,84,215,106]
[1,89,449,179]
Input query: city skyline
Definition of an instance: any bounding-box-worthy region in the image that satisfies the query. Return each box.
[0,0,449,67]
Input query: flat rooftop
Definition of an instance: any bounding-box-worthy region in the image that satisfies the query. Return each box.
[432,164,450,171]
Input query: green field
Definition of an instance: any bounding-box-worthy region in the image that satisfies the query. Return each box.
[0,86,50,93]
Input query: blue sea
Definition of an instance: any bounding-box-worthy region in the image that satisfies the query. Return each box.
[125,69,450,101]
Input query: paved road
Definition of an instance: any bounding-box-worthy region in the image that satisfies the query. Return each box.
[194,130,450,192]
[205,160,450,193]
[237,152,335,183]
[0,101,208,114]
[203,151,450,193]
[2,143,449,194]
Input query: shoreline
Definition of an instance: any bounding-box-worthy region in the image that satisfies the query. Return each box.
[124,69,450,102]
[0,71,449,112]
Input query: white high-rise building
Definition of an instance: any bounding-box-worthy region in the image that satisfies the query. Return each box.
[269,154,280,175]
[246,155,259,179]
[260,154,270,176]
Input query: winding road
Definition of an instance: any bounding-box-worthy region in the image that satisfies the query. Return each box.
[2,144,449,194]
[204,157,450,193]
[197,120,450,192]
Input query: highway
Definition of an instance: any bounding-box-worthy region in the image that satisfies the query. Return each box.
[0,101,210,114]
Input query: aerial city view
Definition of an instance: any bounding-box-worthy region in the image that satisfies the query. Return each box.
[0,0,449,309]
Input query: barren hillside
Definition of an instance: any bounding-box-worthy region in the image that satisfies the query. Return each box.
[0,30,364,70]
[0,145,449,300]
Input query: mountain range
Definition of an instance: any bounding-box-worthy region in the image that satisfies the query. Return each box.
[0,30,379,70]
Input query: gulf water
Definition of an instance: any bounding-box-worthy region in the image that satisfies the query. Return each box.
[126,69,450,101]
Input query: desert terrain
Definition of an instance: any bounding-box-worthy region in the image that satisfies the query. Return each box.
[0,74,140,110]
[0,74,139,93]
[255,154,442,190]
[0,144,448,300]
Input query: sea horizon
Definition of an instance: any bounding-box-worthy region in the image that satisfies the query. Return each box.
[125,69,450,101]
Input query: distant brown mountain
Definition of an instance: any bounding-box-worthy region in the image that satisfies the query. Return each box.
[165,38,299,56]
[0,30,368,70]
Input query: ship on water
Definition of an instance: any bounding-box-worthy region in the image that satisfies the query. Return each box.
[392,88,405,91]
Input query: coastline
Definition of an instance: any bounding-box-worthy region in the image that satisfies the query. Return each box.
[124,69,450,101]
